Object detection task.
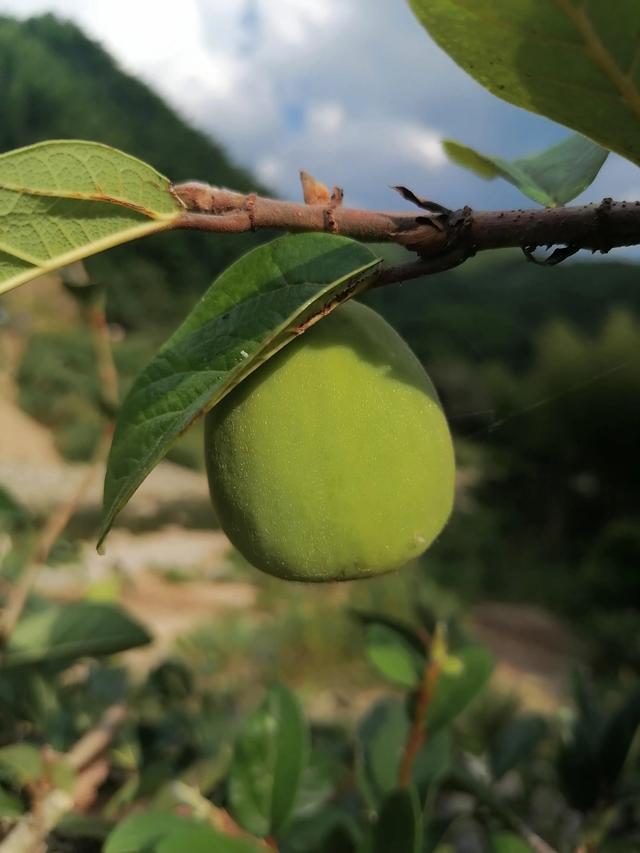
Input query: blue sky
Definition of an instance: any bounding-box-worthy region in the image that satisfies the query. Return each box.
[1,0,640,229]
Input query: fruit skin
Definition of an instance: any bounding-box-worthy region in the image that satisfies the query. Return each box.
[204,300,455,582]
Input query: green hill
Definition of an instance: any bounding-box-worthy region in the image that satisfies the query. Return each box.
[0,13,267,327]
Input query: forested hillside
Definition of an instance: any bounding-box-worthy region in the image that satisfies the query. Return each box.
[0,13,266,326]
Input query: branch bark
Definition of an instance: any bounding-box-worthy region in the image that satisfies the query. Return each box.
[172,183,640,281]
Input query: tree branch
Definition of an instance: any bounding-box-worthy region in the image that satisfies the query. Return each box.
[172,184,640,281]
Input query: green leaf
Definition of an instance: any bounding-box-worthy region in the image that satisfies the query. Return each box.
[99,233,381,548]
[413,729,451,795]
[364,623,425,688]
[0,485,30,529]
[373,787,422,853]
[104,813,199,853]
[598,687,640,789]
[490,832,532,853]
[356,698,409,807]
[444,135,608,207]
[2,601,151,668]
[490,714,548,779]
[229,683,309,838]
[55,814,113,843]
[0,140,181,296]
[409,1,640,166]
[0,744,43,786]
[286,807,362,853]
[426,646,494,732]
[422,817,454,853]
[0,785,24,817]
[156,826,262,853]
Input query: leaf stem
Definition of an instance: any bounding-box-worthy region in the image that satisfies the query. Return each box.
[398,630,440,788]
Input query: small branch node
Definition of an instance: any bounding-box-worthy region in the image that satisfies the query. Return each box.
[324,206,339,234]
[244,192,257,231]
[300,170,331,205]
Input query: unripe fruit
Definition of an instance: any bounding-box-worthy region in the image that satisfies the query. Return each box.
[204,300,455,582]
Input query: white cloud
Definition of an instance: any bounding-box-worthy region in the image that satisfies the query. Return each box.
[307,103,345,136]
[400,126,446,168]
[2,0,640,221]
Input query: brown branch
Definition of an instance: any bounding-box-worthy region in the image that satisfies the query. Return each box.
[172,184,640,281]
[398,632,440,789]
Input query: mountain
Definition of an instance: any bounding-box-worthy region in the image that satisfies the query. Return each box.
[0,13,267,327]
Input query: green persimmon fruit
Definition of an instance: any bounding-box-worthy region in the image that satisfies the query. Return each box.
[204,300,455,582]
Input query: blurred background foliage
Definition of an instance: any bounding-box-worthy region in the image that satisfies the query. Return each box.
[0,12,639,852]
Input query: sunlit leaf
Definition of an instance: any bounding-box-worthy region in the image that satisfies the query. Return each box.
[409,1,640,165]
[444,135,608,206]
[99,233,381,548]
[0,140,181,295]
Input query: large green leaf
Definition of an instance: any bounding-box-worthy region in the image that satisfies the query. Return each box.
[426,646,494,732]
[99,233,381,548]
[373,787,422,853]
[1,601,151,668]
[0,140,181,296]
[444,134,608,207]
[409,1,640,165]
[228,683,309,838]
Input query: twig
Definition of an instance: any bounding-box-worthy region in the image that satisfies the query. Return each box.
[0,704,127,853]
[398,631,440,788]
[172,184,640,279]
[66,703,127,772]
[170,782,276,850]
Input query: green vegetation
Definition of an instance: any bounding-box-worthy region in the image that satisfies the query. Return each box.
[0,3,639,850]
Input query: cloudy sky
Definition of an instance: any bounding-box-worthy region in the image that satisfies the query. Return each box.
[1,0,640,219]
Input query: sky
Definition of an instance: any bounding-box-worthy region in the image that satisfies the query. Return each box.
[1,0,640,226]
